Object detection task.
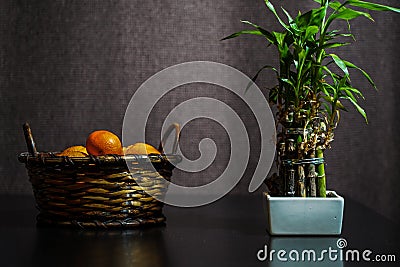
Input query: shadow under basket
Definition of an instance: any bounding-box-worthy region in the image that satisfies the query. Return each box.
[18,123,181,229]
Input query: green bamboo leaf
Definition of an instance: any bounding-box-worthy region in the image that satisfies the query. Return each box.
[305,26,319,40]
[322,96,347,111]
[245,65,279,93]
[341,86,365,99]
[320,42,350,49]
[245,65,279,92]
[322,95,334,104]
[296,6,327,29]
[296,47,311,80]
[281,7,294,23]
[269,86,279,103]
[326,30,350,37]
[279,78,295,88]
[264,0,291,31]
[336,100,347,111]
[282,8,302,35]
[252,65,278,82]
[347,0,400,13]
[315,0,399,14]
[320,84,330,96]
[343,60,377,89]
[221,30,263,41]
[271,31,292,60]
[279,43,292,61]
[326,29,340,35]
[240,20,277,44]
[321,68,341,94]
[322,102,333,116]
[324,5,374,32]
[338,33,356,41]
[338,75,349,88]
[329,8,374,22]
[322,66,337,79]
[345,96,368,123]
[314,0,346,12]
[330,54,349,76]
[325,30,355,41]
[322,95,335,103]
[340,88,357,102]
[272,31,286,46]
[328,1,346,11]
[293,59,299,69]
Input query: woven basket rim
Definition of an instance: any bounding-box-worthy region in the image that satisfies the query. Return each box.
[18,151,182,167]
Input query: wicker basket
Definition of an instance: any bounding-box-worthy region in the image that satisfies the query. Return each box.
[18,123,181,229]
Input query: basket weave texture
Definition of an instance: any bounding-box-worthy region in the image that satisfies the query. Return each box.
[19,153,180,229]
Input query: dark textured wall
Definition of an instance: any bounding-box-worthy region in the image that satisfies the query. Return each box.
[1,1,399,222]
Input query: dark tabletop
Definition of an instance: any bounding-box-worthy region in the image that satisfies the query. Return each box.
[0,193,398,267]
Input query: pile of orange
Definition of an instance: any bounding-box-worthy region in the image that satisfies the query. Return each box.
[57,130,160,157]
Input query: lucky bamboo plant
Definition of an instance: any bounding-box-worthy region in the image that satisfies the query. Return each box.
[223,0,399,197]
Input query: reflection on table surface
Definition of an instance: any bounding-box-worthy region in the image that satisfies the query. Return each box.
[32,228,168,267]
[265,237,343,267]
[0,194,398,267]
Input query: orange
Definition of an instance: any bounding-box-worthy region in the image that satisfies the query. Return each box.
[86,130,123,156]
[125,143,161,155]
[57,145,88,157]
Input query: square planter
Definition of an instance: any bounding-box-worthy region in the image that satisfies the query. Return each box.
[264,190,344,235]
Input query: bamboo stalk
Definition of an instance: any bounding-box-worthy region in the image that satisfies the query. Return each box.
[317,149,326,197]
[308,164,317,197]
[286,138,296,197]
[287,168,295,197]
[305,150,316,197]
[296,135,306,197]
[297,164,306,197]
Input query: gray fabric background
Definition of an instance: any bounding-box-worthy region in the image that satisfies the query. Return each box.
[1,0,399,222]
